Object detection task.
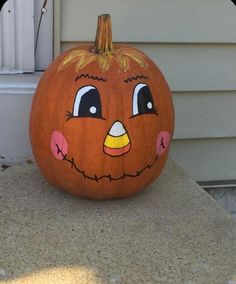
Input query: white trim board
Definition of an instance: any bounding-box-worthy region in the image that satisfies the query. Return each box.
[0,74,41,95]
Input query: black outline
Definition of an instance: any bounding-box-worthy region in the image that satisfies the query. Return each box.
[124,75,149,84]
[66,111,106,121]
[75,74,107,82]
[129,112,159,119]
[131,82,159,119]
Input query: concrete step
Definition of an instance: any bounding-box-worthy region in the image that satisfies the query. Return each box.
[0,159,235,284]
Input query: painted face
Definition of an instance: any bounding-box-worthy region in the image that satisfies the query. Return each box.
[30,44,174,199]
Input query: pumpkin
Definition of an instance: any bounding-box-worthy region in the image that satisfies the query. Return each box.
[30,14,174,199]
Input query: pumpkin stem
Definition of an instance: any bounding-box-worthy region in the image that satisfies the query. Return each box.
[92,14,113,54]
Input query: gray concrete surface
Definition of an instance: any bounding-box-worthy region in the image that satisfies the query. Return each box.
[0,159,235,284]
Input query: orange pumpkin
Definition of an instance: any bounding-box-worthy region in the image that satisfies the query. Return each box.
[30,14,174,199]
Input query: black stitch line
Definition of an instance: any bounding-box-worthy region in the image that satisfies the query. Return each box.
[55,145,161,182]
[160,137,166,149]
[71,158,75,168]
[75,74,107,82]
[124,75,149,84]
[55,144,61,156]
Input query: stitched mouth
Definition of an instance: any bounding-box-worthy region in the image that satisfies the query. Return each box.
[55,144,160,182]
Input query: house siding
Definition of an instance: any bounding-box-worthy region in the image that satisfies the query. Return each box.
[58,0,236,181]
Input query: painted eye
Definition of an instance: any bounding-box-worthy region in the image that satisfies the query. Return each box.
[73,85,102,119]
[132,83,157,116]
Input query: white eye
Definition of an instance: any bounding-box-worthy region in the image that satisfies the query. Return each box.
[72,85,102,119]
[89,106,97,114]
[132,83,157,117]
[147,102,153,109]
[73,85,96,116]
[132,83,147,116]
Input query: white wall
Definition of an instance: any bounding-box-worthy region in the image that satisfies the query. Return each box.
[0,0,236,182]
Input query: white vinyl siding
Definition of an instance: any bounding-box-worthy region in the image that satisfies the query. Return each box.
[0,0,53,73]
[57,0,236,181]
[34,0,53,71]
[0,1,53,161]
[60,0,236,43]
[0,0,35,73]
[172,138,236,181]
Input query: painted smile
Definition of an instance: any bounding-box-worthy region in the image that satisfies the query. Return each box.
[50,130,170,182]
[55,143,159,182]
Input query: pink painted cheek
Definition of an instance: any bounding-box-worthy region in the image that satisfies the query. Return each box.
[156,131,171,157]
[50,131,68,160]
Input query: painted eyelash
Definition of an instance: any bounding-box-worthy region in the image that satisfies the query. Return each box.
[55,143,160,182]
[75,74,107,82]
[154,107,159,114]
[124,75,149,84]
[66,111,74,121]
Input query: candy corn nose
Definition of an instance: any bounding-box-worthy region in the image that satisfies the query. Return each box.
[104,121,131,157]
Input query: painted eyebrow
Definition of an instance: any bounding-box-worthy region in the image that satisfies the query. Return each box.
[75,74,107,82]
[124,75,149,84]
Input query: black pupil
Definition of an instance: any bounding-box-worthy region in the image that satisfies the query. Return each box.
[138,85,156,114]
[78,88,102,118]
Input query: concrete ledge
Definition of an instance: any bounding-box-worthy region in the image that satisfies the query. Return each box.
[0,159,235,283]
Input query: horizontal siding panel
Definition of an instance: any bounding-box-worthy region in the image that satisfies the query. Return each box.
[171,138,236,181]
[61,0,236,43]
[173,91,236,139]
[61,42,236,92]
